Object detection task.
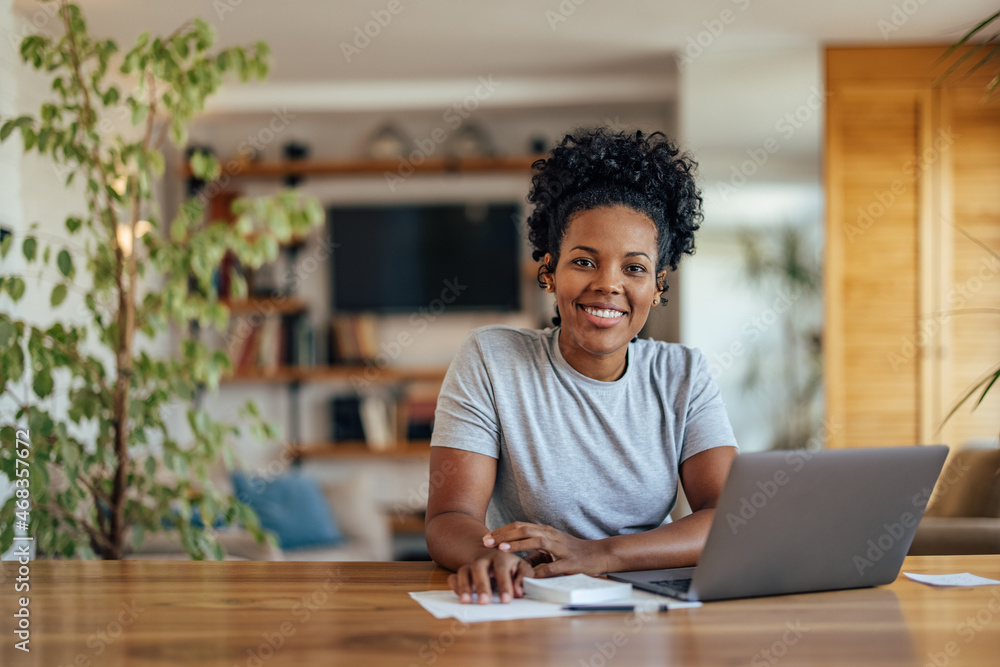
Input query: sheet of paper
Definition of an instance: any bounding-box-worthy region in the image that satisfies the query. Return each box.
[903,572,1000,587]
[409,589,700,623]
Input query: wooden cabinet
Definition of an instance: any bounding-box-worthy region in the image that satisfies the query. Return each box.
[825,46,1000,448]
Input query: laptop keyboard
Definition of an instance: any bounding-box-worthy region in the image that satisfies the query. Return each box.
[649,578,693,597]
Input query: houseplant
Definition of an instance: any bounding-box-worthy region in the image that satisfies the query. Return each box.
[737,224,823,450]
[0,0,323,559]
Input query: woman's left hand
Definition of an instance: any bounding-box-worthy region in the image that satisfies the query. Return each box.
[482,522,611,577]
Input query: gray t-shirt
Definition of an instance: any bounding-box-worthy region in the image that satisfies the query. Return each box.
[430,325,738,540]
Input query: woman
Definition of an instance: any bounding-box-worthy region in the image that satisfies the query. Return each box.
[425,127,739,604]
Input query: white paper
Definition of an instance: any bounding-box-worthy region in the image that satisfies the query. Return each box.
[903,572,1000,587]
[409,589,700,623]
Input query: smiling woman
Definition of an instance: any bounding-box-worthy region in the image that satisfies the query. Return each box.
[424,128,739,605]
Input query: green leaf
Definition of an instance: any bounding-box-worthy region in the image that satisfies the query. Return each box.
[66,217,82,233]
[0,232,11,258]
[3,343,24,384]
[50,283,68,307]
[33,370,54,398]
[0,115,31,142]
[22,236,37,261]
[144,455,157,478]
[0,321,13,354]
[8,277,25,301]
[57,249,74,278]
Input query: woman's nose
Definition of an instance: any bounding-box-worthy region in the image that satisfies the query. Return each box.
[590,267,622,294]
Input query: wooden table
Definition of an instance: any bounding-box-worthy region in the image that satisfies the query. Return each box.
[2,555,999,666]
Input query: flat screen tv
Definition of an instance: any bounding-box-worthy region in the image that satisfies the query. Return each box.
[329,202,521,312]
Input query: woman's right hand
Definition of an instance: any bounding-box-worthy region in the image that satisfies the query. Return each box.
[447,550,534,604]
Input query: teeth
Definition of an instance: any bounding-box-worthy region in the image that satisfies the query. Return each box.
[583,307,624,319]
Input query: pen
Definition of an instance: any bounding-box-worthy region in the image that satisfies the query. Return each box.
[562,604,670,612]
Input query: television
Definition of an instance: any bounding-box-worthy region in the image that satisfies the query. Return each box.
[328,202,521,312]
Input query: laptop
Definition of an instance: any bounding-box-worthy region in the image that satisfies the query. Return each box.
[608,445,948,602]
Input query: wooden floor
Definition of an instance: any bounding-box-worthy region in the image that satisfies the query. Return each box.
[2,555,999,666]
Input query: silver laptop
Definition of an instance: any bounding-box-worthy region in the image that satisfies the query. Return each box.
[608,445,948,602]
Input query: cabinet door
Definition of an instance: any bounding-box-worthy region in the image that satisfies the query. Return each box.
[826,87,928,447]
[937,87,1000,446]
[826,46,1000,450]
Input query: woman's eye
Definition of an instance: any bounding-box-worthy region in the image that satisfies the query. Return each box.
[572,258,594,268]
[626,264,647,273]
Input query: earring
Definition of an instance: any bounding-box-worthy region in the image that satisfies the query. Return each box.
[652,297,659,306]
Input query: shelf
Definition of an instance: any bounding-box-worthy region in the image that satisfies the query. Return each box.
[222,297,308,315]
[182,154,540,180]
[222,365,448,384]
[287,440,432,460]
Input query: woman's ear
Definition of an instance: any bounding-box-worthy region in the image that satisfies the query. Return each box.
[654,270,667,303]
[540,253,555,292]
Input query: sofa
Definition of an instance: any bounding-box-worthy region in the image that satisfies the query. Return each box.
[908,441,1000,556]
[126,469,392,561]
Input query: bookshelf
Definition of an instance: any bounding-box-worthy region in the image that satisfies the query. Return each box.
[182,154,539,181]
[203,154,534,461]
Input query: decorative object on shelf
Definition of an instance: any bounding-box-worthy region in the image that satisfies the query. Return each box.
[447,121,496,158]
[282,140,310,188]
[529,134,548,154]
[364,122,410,160]
[0,1,324,560]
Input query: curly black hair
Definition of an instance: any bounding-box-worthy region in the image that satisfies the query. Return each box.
[526,127,703,324]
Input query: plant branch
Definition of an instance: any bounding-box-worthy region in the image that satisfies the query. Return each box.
[59,0,119,237]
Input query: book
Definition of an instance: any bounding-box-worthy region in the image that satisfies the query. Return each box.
[522,574,632,605]
[360,394,393,451]
[330,395,365,442]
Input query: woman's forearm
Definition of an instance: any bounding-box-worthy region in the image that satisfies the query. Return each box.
[425,510,499,571]
[599,508,717,572]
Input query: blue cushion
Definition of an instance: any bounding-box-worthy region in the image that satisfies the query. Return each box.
[231,471,345,550]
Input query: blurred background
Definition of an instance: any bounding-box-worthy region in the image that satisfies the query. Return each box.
[2,0,997,561]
